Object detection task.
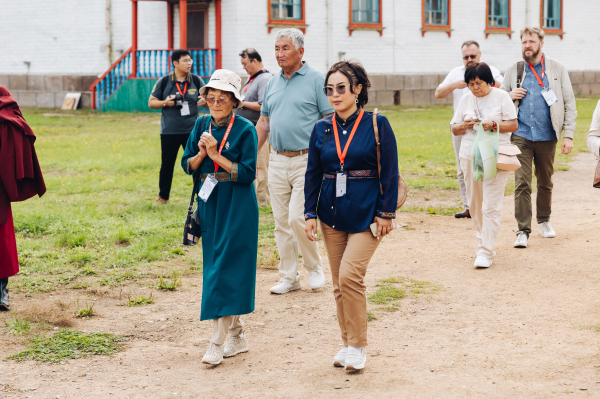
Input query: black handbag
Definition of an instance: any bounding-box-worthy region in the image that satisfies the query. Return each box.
[183,170,202,246]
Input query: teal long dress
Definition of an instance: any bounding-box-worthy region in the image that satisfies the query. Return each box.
[181,113,258,321]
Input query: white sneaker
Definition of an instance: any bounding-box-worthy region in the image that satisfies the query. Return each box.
[538,221,557,238]
[202,342,224,365]
[344,347,366,371]
[309,270,325,289]
[269,279,301,294]
[224,334,248,358]
[333,347,347,367]
[514,232,528,248]
[473,256,492,268]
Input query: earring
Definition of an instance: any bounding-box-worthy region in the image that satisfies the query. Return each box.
[355,97,359,104]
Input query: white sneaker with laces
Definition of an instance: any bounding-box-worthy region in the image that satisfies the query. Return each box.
[309,270,325,289]
[344,347,366,371]
[333,347,347,367]
[224,334,248,358]
[269,279,301,294]
[514,232,528,248]
[473,256,492,268]
[202,342,224,365]
[538,221,557,238]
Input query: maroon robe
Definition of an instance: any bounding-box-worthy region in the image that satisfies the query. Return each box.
[0,86,46,278]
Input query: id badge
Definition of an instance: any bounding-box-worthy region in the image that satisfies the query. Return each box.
[180,102,191,116]
[541,88,558,106]
[199,175,217,202]
[336,172,347,197]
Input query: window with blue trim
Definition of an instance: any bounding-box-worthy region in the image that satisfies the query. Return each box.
[488,0,509,28]
[542,0,561,29]
[352,0,379,24]
[271,0,302,20]
[424,0,448,26]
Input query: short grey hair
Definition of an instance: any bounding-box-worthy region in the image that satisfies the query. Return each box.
[275,28,304,50]
[461,40,480,50]
[520,26,545,41]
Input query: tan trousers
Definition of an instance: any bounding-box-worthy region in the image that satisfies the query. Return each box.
[255,143,270,207]
[210,315,244,346]
[460,157,509,260]
[320,222,380,348]
[268,150,322,284]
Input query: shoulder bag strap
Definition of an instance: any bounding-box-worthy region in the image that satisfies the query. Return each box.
[516,61,525,89]
[373,109,383,195]
[188,115,207,208]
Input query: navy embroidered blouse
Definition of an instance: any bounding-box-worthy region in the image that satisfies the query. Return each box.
[304,110,399,233]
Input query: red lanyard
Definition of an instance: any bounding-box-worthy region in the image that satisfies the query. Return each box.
[528,55,545,88]
[209,113,236,173]
[332,109,364,171]
[176,81,188,96]
[243,68,265,93]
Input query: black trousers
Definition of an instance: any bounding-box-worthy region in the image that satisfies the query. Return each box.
[159,134,190,200]
[0,277,8,308]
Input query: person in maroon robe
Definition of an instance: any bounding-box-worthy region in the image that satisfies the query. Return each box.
[0,85,46,311]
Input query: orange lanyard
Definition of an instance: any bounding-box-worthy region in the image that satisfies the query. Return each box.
[332,109,364,171]
[528,55,545,88]
[243,68,265,94]
[209,113,236,173]
[176,81,188,96]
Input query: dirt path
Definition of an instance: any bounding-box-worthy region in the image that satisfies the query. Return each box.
[1,152,599,399]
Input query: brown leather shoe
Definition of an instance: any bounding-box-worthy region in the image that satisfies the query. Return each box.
[153,196,169,205]
[454,209,471,219]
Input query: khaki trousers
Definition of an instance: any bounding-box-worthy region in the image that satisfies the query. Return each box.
[460,157,509,260]
[320,222,380,348]
[210,315,244,345]
[255,143,270,207]
[451,126,470,209]
[268,150,322,284]
[511,135,557,236]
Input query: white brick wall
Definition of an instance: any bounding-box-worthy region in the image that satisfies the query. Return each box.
[1,0,599,76]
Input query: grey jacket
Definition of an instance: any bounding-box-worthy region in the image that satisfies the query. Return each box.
[500,56,577,140]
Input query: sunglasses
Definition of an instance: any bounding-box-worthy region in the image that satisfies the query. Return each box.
[323,84,351,97]
[463,55,478,60]
[205,96,232,106]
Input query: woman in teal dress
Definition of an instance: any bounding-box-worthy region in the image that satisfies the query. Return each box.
[181,69,258,366]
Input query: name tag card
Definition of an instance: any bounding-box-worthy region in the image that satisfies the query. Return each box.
[336,172,347,197]
[541,88,558,106]
[199,175,217,202]
[180,102,191,116]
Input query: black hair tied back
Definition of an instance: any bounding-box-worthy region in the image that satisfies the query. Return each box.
[325,60,371,109]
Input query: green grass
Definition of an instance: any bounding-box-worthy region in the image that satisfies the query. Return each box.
[8,329,124,363]
[6,315,32,335]
[127,292,154,306]
[155,270,182,291]
[368,286,406,304]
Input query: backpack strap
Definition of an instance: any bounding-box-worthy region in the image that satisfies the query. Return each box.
[516,61,525,89]
[191,74,204,91]
[161,73,174,100]
[372,108,383,195]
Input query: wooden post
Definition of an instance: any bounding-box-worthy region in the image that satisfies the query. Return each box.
[167,2,174,50]
[180,0,187,49]
[216,0,222,69]
[131,0,138,77]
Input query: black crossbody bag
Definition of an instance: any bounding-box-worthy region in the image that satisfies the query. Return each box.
[183,169,201,246]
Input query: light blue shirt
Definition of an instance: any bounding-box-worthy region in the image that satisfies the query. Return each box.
[514,56,555,142]
[261,62,334,151]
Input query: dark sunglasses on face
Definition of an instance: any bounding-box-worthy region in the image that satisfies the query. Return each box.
[323,84,350,97]
[463,55,477,60]
[205,96,231,106]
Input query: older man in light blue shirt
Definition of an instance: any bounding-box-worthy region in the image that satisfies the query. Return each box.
[256,28,334,295]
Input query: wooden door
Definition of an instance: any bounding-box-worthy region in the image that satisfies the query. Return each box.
[187,9,208,48]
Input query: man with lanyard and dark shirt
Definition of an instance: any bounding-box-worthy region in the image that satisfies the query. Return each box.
[501,27,577,248]
[149,49,206,205]
[236,48,272,207]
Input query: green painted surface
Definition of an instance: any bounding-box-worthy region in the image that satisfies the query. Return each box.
[99,79,160,113]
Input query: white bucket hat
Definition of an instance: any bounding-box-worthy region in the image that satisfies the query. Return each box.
[200,69,242,108]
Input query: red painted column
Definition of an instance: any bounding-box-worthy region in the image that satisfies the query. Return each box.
[216,0,222,69]
[167,2,174,50]
[131,0,138,77]
[180,0,187,49]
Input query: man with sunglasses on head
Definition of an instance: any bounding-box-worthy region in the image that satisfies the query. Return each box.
[148,49,207,205]
[236,48,272,207]
[256,28,334,295]
[436,40,504,219]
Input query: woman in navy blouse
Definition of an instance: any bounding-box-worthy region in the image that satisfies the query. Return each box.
[304,61,399,371]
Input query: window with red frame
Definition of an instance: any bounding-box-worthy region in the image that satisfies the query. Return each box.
[421,0,451,37]
[268,0,306,33]
[348,0,383,35]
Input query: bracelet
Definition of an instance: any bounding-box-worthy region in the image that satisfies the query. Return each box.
[493,121,497,130]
